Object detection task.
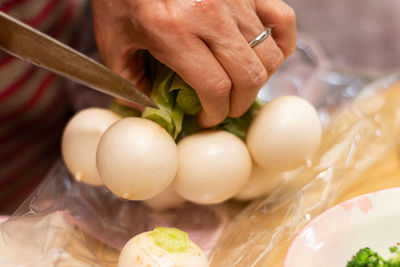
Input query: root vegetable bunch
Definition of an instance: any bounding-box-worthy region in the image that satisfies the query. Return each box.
[62,56,322,210]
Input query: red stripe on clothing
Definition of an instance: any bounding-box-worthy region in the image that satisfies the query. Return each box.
[0,102,67,167]
[0,55,14,69]
[0,173,44,212]
[51,1,74,37]
[0,165,49,212]
[0,67,36,103]
[0,112,67,188]
[0,0,75,70]
[0,2,75,104]
[0,73,56,122]
[0,133,60,188]
[0,105,66,166]
[0,144,58,211]
[0,84,67,144]
[23,0,59,27]
[0,0,31,12]
[3,169,46,210]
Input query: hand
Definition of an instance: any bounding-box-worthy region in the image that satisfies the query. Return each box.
[91,0,296,127]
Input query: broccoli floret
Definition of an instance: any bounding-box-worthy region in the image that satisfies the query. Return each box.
[347,246,400,267]
[347,247,385,267]
[385,246,400,267]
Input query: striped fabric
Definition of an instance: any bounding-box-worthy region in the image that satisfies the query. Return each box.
[0,0,86,213]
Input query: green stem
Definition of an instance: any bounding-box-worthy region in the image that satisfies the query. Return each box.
[141,59,184,139]
[215,97,265,141]
[109,100,140,118]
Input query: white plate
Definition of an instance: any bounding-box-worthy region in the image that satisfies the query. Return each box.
[284,188,400,267]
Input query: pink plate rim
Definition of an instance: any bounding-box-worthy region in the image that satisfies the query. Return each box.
[284,187,400,266]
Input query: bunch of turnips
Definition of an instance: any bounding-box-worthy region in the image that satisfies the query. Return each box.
[61,57,322,210]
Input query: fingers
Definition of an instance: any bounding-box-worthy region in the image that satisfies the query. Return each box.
[255,0,297,58]
[117,51,151,96]
[201,20,268,118]
[150,37,231,128]
[111,51,151,111]
[93,0,296,127]
[91,4,151,110]
[236,8,284,77]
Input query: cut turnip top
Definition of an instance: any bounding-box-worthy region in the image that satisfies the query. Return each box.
[247,95,322,172]
[173,130,252,204]
[96,117,178,200]
[118,227,209,267]
[61,108,121,186]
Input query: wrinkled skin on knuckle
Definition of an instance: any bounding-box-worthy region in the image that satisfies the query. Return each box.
[248,65,268,90]
[229,66,267,118]
[205,76,232,99]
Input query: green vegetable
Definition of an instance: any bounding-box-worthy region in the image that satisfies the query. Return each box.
[141,60,184,139]
[109,100,140,118]
[170,75,201,115]
[150,227,190,253]
[215,97,265,141]
[347,246,400,267]
[139,53,265,140]
[179,115,201,140]
[387,247,400,266]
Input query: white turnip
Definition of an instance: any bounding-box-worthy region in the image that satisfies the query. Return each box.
[61,108,121,186]
[247,95,322,171]
[173,130,251,204]
[118,227,209,267]
[96,117,178,200]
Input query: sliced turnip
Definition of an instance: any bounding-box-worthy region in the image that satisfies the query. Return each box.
[233,162,283,201]
[61,108,121,186]
[247,95,322,172]
[143,185,186,211]
[96,117,178,200]
[173,130,252,204]
[118,227,209,267]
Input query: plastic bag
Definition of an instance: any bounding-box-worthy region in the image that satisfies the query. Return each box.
[210,73,400,266]
[2,40,400,266]
[0,161,234,266]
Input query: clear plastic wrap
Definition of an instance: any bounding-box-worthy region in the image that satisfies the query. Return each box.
[210,73,400,266]
[2,46,400,266]
[0,162,235,266]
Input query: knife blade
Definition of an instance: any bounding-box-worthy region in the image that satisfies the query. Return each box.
[0,11,157,108]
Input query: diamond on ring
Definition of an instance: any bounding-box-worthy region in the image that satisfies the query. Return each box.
[249,28,272,48]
